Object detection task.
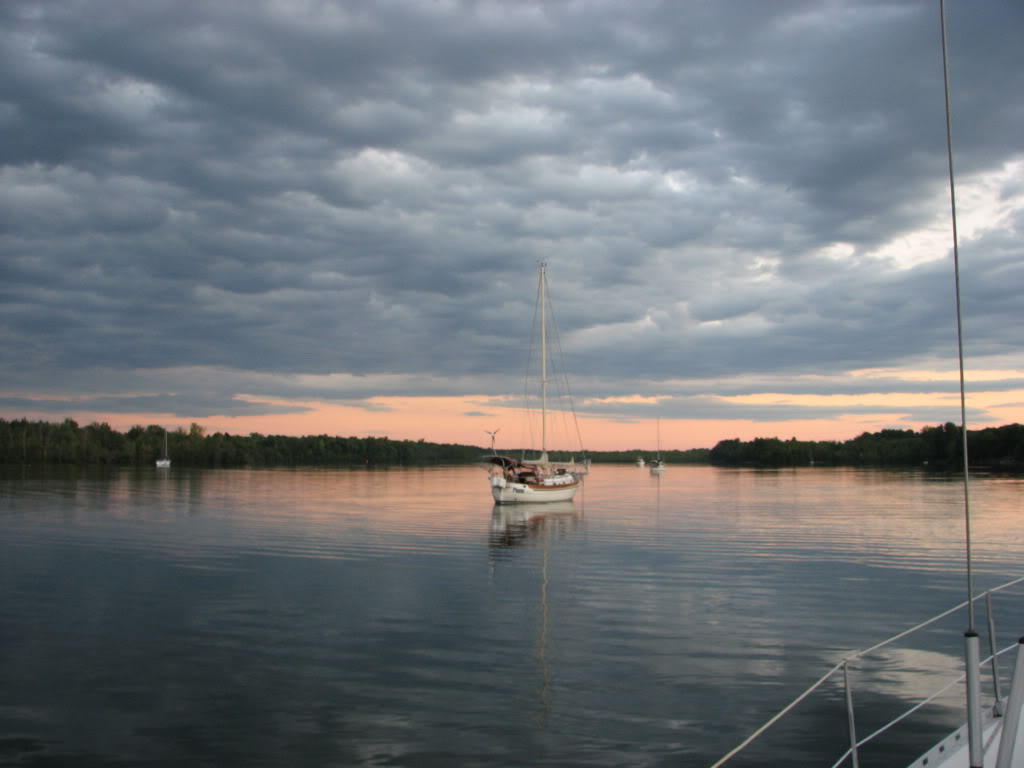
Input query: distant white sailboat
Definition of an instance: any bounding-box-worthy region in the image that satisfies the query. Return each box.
[485,263,588,504]
[635,456,645,467]
[649,418,665,474]
[155,429,171,469]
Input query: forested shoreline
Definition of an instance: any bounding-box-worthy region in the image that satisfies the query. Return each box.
[1,418,1021,470]
[708,422,1024,469]
[0,417,711,468]
[0,419,482,467]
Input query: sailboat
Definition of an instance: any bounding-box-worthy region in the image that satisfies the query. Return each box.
[486,263,588,504]
[710,3,1024,766]
[155,429,171,469]
[635,456,645,467]
[649,418,666,474]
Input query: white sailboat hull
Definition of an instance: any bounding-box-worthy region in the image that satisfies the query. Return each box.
[490,474,580,504]
[908,715,1019,768]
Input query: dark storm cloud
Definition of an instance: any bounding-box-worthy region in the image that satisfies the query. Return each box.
[0,394,311,418]
[1,0,1021,423]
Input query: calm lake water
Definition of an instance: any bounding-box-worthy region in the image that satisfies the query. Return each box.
[1,464,1022,767]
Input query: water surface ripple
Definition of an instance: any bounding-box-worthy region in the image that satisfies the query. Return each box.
[1,464,1021,767]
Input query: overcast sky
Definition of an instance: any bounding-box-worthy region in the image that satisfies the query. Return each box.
[1,0,1022,449]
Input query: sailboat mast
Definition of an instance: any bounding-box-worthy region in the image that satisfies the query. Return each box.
[938,3,982,766]
[540,263,547,459]
[939,0,974,634]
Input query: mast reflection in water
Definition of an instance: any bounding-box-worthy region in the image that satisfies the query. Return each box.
[489,501,582,728]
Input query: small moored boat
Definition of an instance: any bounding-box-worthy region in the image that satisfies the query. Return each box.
[155,429,171,469]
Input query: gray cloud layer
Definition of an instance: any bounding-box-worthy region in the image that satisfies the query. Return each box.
[1,0,1021,426]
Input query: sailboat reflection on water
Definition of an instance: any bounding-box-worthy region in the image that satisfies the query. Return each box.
[488,502,581,727]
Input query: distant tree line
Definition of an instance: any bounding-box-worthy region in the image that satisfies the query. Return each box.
[708,422,1024,469]
[0,418,711,468]
[0,419,484,467]
[4,418,1021,470]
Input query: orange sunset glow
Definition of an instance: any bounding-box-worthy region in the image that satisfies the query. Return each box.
[11,383,1024,453]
